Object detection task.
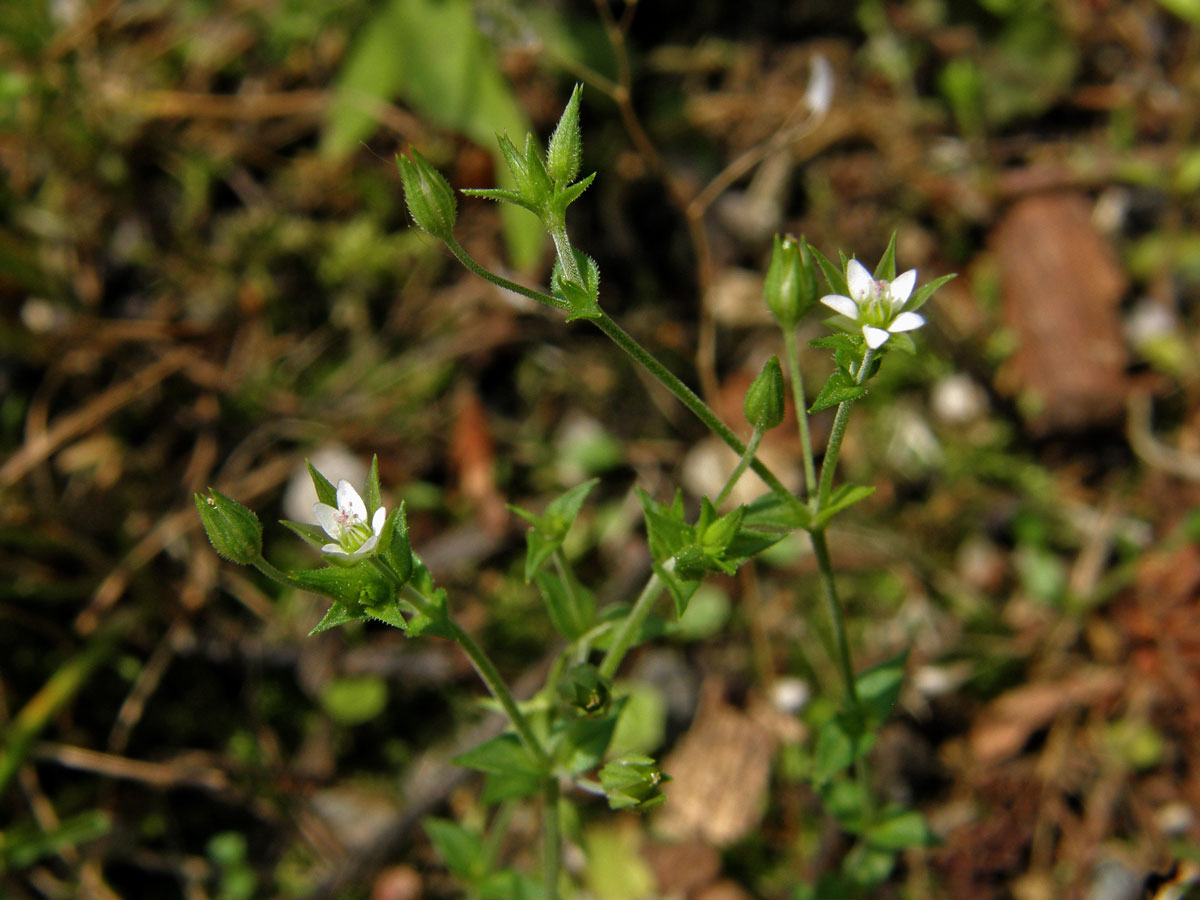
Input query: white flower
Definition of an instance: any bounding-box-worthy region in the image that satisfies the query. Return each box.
[820,258,925,349]
[313,479,386,560]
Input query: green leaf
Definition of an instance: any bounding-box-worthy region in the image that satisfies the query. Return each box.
[656,562,701,619]
[553,250,602,321]
[809,371,866,413]
[841,842,896,887]
[636,488,694,564]
[280,519,330,549]
[1,810,111,870]
[544,477,600,533]
[533,568,596,640]
[820,777,870,834]
[306,460,338,507]
[856,651,908,727]
[378,503,413,583]
[553,704,624,774]
[546,83,583,186]
[743,492,812,531]
[864,809,936,851]
[460,187,527,208]
[814,716,856,783]
[873,232,898,281]
[452,733,546,778]
[320,675,387,726]
[481,770,542,804]
[309,601,369,635]
[809,333,861,355]
[555,171,596,211]
[290,564,392,608]
[812,484,875,530]
[479,870,545,900]
[423,818,486,881]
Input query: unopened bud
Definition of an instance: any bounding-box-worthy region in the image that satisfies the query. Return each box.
[599,754,669,811]
[397,149,457,241]
[744,355,785,431]
[763,234,817,330]
[558,663,611,718]
[546,84,583,187]
[195,489,262,565]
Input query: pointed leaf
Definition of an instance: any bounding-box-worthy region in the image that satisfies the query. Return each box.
[364,455,382,518]
[534,568,596,640]
[812,483,876,529]
[544,477,600,532]
[452,733,547,777]
[807,240,848,296]
[655,561,700,618]
[743,492,812,532]
[865,809,936,851]
[555,171,596,212]
[809,333,861,355]
[423,818,486,881]
[809,371,866,413]
[290,564,392,607]
[281,519,332,549]
[309,601,369,635]
[461,187,536,214]
[546,83,583,186]
[856,651,908,727]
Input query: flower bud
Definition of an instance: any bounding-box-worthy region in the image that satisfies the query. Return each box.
[546,84,583,187]
[599,754,670,811]
[557,663,611,718]
[763,234,817,330]
[396,149,457,241]
[743,355,785,431]
[195,489,262,565]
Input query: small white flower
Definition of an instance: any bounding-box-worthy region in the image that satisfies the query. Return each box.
[820,258,925,349]
[313,480,386,560]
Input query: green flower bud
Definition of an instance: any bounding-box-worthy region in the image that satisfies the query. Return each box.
[599,754,670,811]
[557,663,612,718]
[763,234,817,329]
[546,84,583,187]
[743,355,785,431]
[195,489,262,565]
[396,149,457,241]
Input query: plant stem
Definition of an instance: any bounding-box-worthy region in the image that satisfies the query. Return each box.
[444,236,571,313]
[715,427,763,508]
[590,312,801,509]
[548,221,582,285]
[253,556,311,591]
[782,329,818,501]
[814,348,876,510]
[598,569,665,679]
[808,529,858,705]
[401,583,550,770]
[542,778,562,900]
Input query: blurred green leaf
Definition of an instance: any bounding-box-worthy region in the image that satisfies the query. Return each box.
[320,675,388,726]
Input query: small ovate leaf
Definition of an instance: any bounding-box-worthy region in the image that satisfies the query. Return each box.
[873,232,898,282]
[423,818,486,881]
[906,272,956,312]
[842,842,897,887]
[290,564,392,607]
[724,526,786,563]
[553,705,624,774]
[378,503,413,583]
[523,530,556,582]
[309,600,369,635]
[809,333,861,355]
[496,133,531,195]
[544,477,600,535]
[812,483,875,530]
[655,561,701,619]
[814,715,856,783]
[306,460,338,507]
[533,568,596,640]
[820,777,870,834]
[864,808,936,851]
[453,733,546,778]
[637,488,694,563]
[481,770,542,804]
[809,371,867,413]
[855,651,908,727]
[552,250,602,321]
[743,492,812,532]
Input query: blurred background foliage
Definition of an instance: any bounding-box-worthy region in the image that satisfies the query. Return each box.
[4,0,1200,898]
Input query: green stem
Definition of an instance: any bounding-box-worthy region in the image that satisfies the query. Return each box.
[590,312,801,509]
[715,427,764,508]
[808,529,858,706]
[543,779,562,900]
[782,329,818,501]
[598,569,665,680]
[253,556,311,591]
[814,348,875,510]
[401,583,550,770]
[548,220,582,285]
[444,237,571,313]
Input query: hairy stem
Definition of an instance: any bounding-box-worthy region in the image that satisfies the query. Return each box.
[815,348,876,510]
[782,329,818,500]
[715,427,764,508]
[598,570,665,680]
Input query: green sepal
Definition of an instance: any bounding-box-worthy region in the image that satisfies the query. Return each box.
[743,355,785,431]
[809,333,861,355]
[533,568,596,641]
[812,483,875,530]
[309,601,369,635]
[907,272,956,312]
[636,487,692,564]
[396,149,458,241]
[552,249,602,321]
[809,370,866,413]
[546,83,583,187]
[553,171,595,215]
[364,454,382,519]
[598,754,669,811]
[306,460,338,507]
[521,133,554,206]
[280,519,329,549]
[460,187,526,207]
[807,240,849,297]
[551,698,625,774]
[873,232,898,282]
[377,503,413,585]
[452,733,548,778]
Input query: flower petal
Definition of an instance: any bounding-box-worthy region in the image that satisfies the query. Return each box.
[863,325,891,349]
[371,507,387,533]
[846,259,875,303]
[314,503,340,539]
[888,311,925,333]
[889,269,917,307]
[820,293,860,320]
[336,480,367,521]
[321,542,348,555]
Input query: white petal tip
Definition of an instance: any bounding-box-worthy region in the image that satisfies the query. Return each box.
[863,326,890,349]
[820,294,860,320]
[889,311,925,333]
